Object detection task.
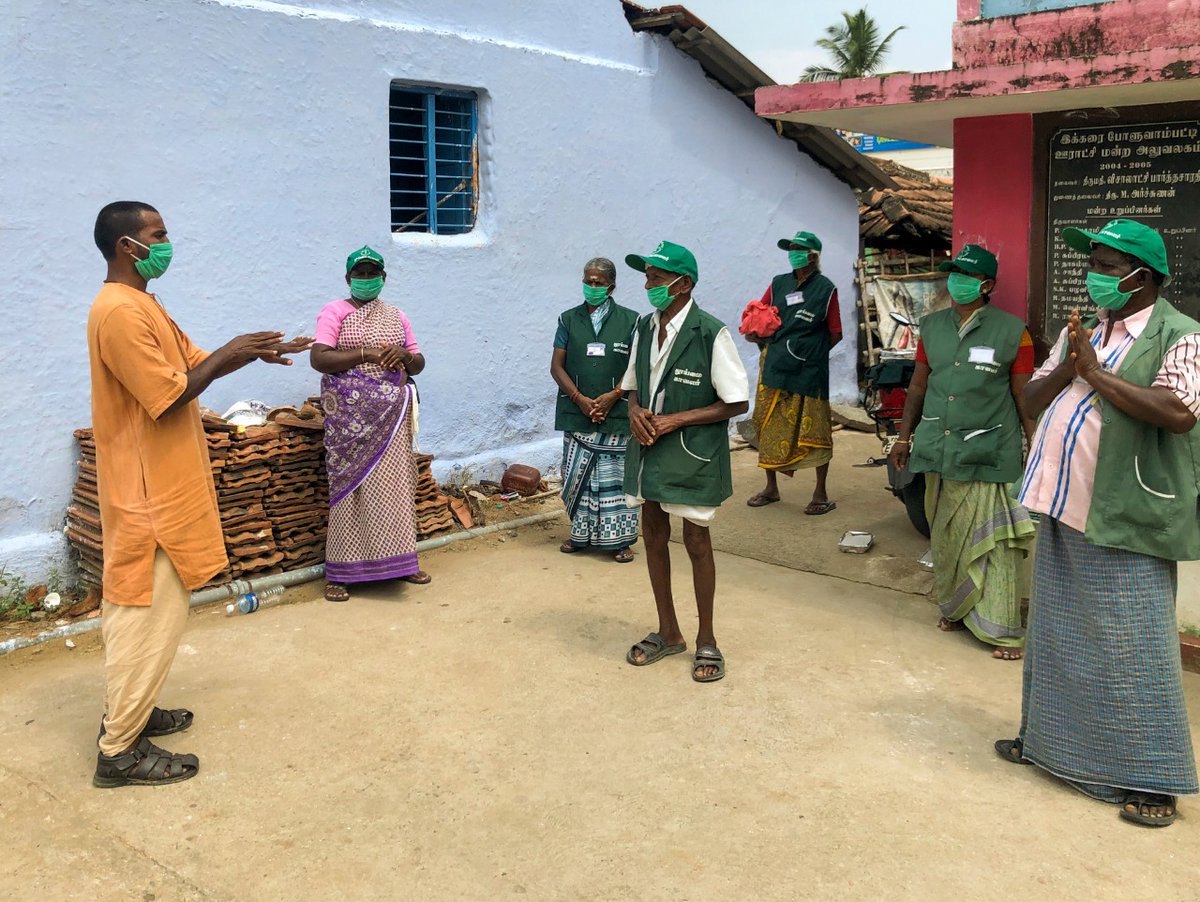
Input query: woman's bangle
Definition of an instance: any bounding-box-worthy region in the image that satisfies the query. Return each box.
[896,438,912,446]
[361,348,366,364]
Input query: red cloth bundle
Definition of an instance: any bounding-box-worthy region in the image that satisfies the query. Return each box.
[739,299,782,338]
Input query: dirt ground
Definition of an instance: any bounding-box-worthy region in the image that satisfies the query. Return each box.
[0,436,1197,901]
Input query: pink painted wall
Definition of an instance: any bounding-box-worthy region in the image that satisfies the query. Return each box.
[952,114,1034,320]
[953,0,1196,69]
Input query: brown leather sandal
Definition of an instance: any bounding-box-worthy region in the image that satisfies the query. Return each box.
[93,737,199,788]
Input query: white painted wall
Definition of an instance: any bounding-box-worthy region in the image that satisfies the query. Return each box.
[0,0,860,581]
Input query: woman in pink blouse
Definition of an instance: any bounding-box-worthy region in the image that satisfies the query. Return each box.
[310,246,430,602]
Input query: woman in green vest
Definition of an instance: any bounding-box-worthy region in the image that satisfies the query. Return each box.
[551,258,641,562]
[890,244,1037,660]
[745,231,842,514]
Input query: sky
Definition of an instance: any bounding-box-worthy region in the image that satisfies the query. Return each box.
[679,0,957,84]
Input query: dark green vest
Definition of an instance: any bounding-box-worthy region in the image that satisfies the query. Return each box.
[760,271,835,399]
[1074,299,1200,560]
[909,304,1026,484]
[554,301,639,435]
[623,303,734,507]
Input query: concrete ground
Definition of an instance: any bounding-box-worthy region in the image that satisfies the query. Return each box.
[1,435,1197,901]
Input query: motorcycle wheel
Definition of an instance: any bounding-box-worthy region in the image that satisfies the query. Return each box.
[899,473,931,538]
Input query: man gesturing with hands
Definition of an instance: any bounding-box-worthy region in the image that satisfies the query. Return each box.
[88,201,311,788]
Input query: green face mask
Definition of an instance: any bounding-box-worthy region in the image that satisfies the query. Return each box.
[646,276,681,311]
[1086,268,1144,311]
[582,283,610,305]
[125,237,173,281]
[787,250,811,270]
[350,276,384,301]
[946,272,984,305]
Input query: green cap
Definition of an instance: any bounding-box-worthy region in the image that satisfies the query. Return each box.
[776,231,822,252]
[937,244,998,279]
[625,240,699,284]
[1061,218,1171,280]
[345,245,385,273]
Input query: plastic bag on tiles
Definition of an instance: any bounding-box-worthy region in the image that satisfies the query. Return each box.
[222,400,273,427]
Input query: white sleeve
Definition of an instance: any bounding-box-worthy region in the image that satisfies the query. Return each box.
[1154,333,1200,418]
[1033,327,1069,380]
[620,330,640,392]
[710,327,750,403]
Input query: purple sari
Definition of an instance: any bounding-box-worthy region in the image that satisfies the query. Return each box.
[320,300,421,584]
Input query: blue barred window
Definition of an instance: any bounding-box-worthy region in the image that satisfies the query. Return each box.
[389,85,478,235]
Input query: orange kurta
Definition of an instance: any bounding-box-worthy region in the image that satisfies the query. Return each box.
[86,283,227,605]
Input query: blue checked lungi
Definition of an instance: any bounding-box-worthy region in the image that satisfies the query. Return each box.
[1020,518,1198,801]
[560,432,640,551]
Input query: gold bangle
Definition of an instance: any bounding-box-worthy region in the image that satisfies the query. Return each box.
[361,348,366,364]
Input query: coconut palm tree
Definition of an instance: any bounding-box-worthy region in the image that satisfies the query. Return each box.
[800,8,904,82]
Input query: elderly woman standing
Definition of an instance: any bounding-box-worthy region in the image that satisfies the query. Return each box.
[311,246,431,602]
[550,257,641,562]
[890,245,1035,659]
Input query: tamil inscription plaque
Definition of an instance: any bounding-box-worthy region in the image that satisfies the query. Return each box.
[1044,121,1200,341]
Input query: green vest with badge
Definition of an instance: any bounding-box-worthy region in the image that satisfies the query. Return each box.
[623,303,734,507]
[555,301,639,435]
[909,304,1026,484]
[760,272,835,399]
[1068,299,1200,560]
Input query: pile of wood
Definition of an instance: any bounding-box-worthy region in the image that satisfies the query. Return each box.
[66,410,455,589]
[414,453,454,538]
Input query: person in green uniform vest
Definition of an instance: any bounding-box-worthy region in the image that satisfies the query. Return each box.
[889,244,1037,660]
[745,231,843,514]
[996,219,1200,828]
[551,257,641,562]
[619,241,749,683]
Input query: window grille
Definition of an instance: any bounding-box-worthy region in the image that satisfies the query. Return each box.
[389,85,478,234]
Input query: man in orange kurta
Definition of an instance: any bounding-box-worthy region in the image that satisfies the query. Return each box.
[88,201,309,788]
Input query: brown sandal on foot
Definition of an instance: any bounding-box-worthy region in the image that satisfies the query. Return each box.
[324,583,350,603]
[93,737,199,788]
[402,571,432,585]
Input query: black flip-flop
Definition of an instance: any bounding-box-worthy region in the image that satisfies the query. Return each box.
[627,632,686,666]
[804,500,837,515]
[747,494,780,508]
[1119,793,1177,828]
[693,645,726,683]
[993,738,1033,765]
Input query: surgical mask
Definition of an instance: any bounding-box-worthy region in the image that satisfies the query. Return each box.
[124,236,173,281]
[582,283,610,305]
[946,272,984,305]
[788,250,811,270]
[1086,268,1145,311]
[350,276,384,301]
[646,276,682,311]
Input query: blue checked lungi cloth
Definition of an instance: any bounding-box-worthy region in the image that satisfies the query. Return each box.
[560,432,639,551]
[1020,518,1198,801]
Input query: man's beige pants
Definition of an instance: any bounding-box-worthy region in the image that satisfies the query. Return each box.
[99,549,190,757]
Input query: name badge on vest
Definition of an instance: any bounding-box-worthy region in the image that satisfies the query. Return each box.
[784,291,805,307]
[968,346,996,365]
[586,342,606,357]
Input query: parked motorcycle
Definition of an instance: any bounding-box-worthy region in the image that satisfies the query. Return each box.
[862,312,930,538]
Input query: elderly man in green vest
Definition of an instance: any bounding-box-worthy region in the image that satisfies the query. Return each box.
[996,219,1200,828]
[619,241,749,683]
[890,244,1037,660]
[745,231,842,513]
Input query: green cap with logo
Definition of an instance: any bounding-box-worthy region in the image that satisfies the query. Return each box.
[776,231,823,252]
[938,244,998,280]
[1061,218,1171,280]
[345,245,385,273]
[625,240,699,283]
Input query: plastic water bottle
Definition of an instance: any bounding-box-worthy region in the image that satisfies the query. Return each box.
[225,585,285,616]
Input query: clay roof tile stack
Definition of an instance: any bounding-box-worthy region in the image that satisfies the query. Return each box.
[66,400,454,589]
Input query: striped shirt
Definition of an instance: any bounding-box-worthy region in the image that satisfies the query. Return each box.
[1018,305,1200,532]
